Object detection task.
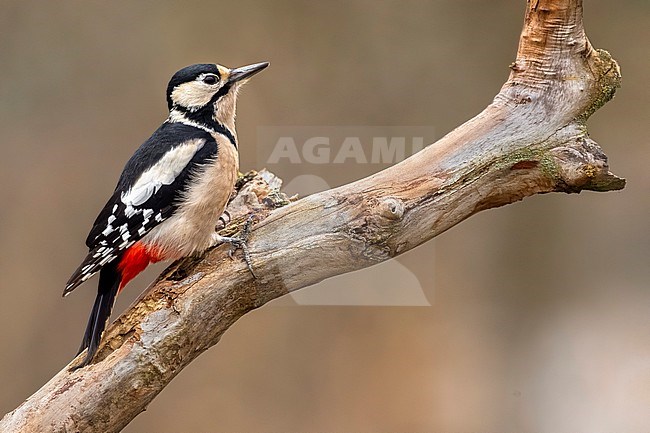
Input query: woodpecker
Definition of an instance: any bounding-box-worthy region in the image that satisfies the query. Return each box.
[64,61,268,368]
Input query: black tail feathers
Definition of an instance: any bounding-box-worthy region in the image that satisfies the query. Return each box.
[73,261,121,369]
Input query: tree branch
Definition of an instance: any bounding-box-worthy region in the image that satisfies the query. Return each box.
[1,1,624,431]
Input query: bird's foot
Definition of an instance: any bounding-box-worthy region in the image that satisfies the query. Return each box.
[212,214,256,278]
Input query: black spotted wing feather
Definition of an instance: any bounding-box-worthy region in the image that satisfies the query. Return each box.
[65,122,218,294]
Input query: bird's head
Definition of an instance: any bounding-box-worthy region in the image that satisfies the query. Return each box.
[166,62,268,133]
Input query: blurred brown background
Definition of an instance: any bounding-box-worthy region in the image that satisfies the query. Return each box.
[1,1,648,432]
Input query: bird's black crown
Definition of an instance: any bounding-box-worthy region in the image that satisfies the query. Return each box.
[166,64,221,109]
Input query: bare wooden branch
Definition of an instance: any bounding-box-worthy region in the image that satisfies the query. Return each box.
[1,1,623,432]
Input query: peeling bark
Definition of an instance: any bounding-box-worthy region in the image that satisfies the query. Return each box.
[0,1,624,432]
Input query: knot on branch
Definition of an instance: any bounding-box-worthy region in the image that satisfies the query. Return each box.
[578,48,621,121]
[378,197,405,220]
[345,195,406,261]
[226,170,292,224]
[551,132,625,192]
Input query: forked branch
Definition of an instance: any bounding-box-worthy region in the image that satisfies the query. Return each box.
[0,1,623,432]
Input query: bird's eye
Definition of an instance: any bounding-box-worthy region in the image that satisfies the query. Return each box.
[203,75,218,85]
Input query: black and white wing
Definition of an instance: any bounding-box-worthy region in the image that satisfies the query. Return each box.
[64,122,217,295]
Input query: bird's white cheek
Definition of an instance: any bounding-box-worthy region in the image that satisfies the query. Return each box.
[171,82,215,109]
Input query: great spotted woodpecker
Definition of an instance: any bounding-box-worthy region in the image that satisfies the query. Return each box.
[64,61,268,368]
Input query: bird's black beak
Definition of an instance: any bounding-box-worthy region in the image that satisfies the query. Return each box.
[228,62,269,84]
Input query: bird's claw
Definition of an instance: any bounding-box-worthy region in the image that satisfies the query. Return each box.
[213,214,257,278]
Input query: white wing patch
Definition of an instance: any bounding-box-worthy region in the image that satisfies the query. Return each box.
[121,138,206,207]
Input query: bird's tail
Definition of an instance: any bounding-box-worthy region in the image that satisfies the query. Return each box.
[74,260,121,368]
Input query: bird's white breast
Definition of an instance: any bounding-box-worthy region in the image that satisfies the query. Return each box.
[141,134,239,258]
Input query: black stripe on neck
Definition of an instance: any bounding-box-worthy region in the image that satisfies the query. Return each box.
[172,107,237,149]
[214,122,237,149]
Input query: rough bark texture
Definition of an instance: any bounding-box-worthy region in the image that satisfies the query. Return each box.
[0,1,624,432]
